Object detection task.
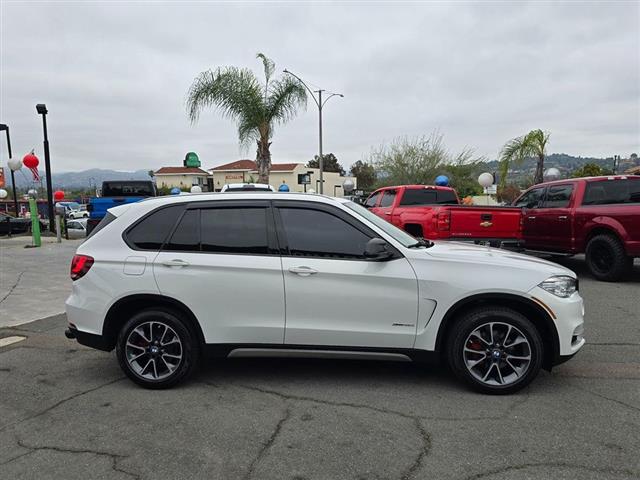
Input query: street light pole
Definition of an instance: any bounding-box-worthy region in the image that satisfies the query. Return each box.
[0,124,19,215]
[283,69,343,195]
[36,104,55,232]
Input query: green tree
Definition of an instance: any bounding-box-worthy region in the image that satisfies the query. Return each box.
[367,133,483,188]
[307,153,345,175]
[187,53,307,184]
[499,129,550,188]
[571,163,612,178]
[349,160,376,191]
[441,160,484,198]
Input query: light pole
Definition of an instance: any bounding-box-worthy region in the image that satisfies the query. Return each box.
[36,104,55,231]
[0,124,18,215]
[283,69,343,194]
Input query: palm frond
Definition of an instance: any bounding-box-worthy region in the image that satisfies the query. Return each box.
[267,76,307,125]
[256,53,275,88]
[186,66,263,124]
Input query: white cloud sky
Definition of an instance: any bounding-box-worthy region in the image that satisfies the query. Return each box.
[1,1,638,172]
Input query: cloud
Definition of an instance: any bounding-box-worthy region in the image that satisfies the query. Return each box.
[1,1,638,173]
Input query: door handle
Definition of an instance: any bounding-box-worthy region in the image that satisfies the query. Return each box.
[289,266,318,276]
[162,259,190,267]
[558,216,568,220]
[527,216,536,220]
[385,212,391,215]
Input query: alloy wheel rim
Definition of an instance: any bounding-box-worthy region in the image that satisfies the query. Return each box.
[463,322,532,386]
[125,321,183,381]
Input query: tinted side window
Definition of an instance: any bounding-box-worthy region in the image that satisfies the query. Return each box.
[514,188,545,208]
[399,189,436,206]
[380,191,396,207]
[166,210,200,251]
[279,208,372,259]
[364,192,380,208]
[436,190,459,204]
[127,205,183,250]
[543,184,574,208]
[201,208,268,254]
[103,182,154,197]
[583,179,640,205]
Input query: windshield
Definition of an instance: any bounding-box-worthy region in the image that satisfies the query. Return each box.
[343,201,418,248]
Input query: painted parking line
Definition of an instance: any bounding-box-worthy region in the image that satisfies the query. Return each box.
[0,336,27,347]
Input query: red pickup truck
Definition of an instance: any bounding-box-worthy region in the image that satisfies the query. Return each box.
[513,175,640,281]
[364,185,523,248]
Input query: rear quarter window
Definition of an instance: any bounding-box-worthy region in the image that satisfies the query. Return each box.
[582,179,640,205]
[125,205,184,250]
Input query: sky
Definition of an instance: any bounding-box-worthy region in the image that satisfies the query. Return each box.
[1,1,638,173]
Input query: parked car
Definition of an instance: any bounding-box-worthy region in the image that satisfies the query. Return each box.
[68,205,89,219]
[365,185,523,249]
[220,183,276,192]
[66,218,88,239]
[56,201,81,216]
[65,192,584,394]
[86,180,157,235]
[514,175,640,281]
[0,212,32,235]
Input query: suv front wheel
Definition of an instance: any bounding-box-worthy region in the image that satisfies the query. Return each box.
[447,307,543,394]
[116,309,199,389]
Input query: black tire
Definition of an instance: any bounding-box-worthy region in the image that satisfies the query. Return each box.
[116,309,200,389]
[585,234,633,282]
[447,307,543,395]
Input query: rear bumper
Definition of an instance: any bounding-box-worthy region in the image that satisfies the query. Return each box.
[65,325,112,352]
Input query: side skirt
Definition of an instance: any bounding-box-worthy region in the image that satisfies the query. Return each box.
[202,343,439,365]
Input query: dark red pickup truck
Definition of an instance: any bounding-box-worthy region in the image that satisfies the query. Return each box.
[365,185,523,248]
[513,175,640,281]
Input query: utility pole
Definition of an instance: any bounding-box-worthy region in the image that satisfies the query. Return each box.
[36,104,55,232]
[283,70,343,195]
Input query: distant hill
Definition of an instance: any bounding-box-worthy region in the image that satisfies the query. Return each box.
[484,153,639,181]
[6,168,153,190]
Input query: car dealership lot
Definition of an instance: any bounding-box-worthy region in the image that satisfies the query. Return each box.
[0,253,638,479]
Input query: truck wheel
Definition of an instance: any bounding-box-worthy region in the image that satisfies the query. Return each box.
[404,224,423,238]
[447,307,543,395]
[116,309,200,389]
[586,234,632,282]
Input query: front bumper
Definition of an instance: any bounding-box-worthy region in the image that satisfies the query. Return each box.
[528,286,585,358]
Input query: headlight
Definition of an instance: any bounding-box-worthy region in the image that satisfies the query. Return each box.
[539,275,577,298]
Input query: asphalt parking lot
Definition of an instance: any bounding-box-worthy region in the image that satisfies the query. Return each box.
[1,241,639,479]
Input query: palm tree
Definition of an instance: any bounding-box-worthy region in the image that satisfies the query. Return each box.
[187,53,307,184]
[498,129,550,188]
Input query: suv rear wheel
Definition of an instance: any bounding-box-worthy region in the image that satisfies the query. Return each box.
[447,307,543,394]
[585,234,633,282]
[116,309,199,389]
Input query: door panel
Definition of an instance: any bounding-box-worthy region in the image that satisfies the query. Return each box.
[535,184,575,251]
[275,204,418,349]
[282,257,418,348]
[515,187,546,248]
[152,204,285,344]
[154,252,285,344]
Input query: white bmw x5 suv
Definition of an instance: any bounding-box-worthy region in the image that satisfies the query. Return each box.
[65,192,585,393]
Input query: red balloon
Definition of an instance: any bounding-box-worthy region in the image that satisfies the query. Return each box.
[23,152,39,169]
[54,190,65,201]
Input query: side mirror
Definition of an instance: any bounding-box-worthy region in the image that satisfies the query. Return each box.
[364,238,392,260]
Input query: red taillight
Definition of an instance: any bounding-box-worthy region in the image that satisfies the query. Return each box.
[70,255,94,281]
[437,211,451,231]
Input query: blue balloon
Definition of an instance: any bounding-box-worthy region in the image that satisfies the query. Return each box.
[170,187,181,195]
[278,184,290,192]
[435,175,449,186]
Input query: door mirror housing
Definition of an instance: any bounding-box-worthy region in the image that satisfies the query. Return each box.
[364,238,393,260]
